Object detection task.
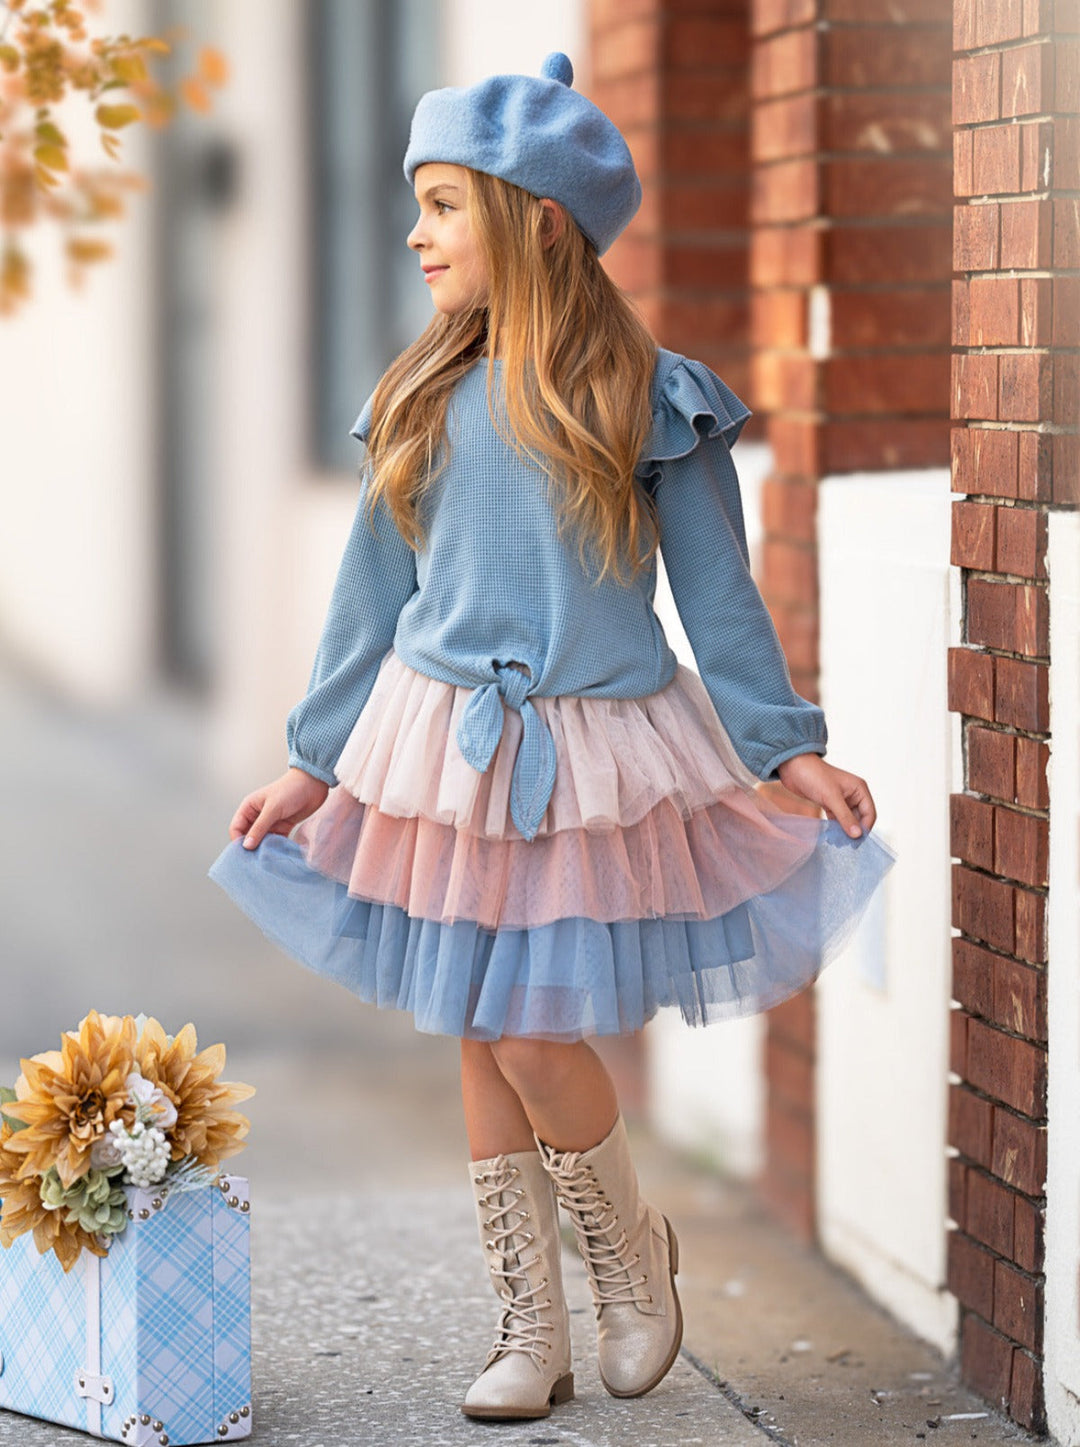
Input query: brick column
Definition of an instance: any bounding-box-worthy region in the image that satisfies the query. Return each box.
[749,0,953,1238]
[590,0,753,402]
[946,2,1078,1431]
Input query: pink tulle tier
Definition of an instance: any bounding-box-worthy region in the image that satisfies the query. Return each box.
[294,787,819,932]
[290,649,823,932]
[334,649,758,840]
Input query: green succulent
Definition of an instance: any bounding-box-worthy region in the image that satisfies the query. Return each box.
[40,1166,128,1237]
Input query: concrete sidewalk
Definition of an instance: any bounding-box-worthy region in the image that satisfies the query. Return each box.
[0,1151,1041,1447]
[0,663,1041,1446]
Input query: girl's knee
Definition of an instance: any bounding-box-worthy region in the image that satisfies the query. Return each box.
[490,1036,572,1097]
[461,1037,496,1067]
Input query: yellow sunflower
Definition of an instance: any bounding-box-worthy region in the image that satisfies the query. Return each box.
[135,1018,254,1170]
[3,1011,137,1189]
[0,1119,105,1273]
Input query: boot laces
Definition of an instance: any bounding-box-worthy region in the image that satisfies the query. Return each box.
[475,1162,556,1368]
[545,1157,651,1308]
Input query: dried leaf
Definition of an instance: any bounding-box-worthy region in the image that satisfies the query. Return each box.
[94,102,139,129]
[109,52,147,86]
[66,236,112,264]
[33,119,66,147]
[0,45,21,73]
[197,46,227,86]
[1,169,37,225]
[33,142,68,171]
[179,76,211,113]
[138,90,175,128]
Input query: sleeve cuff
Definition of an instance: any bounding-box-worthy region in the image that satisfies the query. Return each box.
[761,741,827,782]
[287,754,338,787]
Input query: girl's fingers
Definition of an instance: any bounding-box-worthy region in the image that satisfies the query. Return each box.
[228,772,328,848]
[831,777,876,838]
[242,804,276,850]
[830,793,863,838]
[229,795,263,841]
[778,756,878,839]
[855,787,877,833]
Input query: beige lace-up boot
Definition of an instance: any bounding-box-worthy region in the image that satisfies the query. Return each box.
[536,1116,682,1398]
[461,1150,574,1420]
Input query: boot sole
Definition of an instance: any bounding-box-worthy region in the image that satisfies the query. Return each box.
[601,1216,683,1400]
[460,1371,575,1420]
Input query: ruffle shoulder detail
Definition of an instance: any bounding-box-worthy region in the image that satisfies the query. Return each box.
[349,390,376,445]
[636,349,752,484]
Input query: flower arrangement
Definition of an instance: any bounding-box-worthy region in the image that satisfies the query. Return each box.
[0,1010,255,1272]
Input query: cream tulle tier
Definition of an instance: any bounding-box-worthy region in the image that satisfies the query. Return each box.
[210,651,897,1041]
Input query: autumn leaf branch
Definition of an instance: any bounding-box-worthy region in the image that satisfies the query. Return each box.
[0,0,227,314]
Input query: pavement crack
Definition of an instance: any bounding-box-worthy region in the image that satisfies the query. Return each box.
[680,1347,797,1446]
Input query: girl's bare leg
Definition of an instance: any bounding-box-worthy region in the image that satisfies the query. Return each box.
[460,1038,537,1158]
[461,1037,619,1156]
[487,1037,619,1152]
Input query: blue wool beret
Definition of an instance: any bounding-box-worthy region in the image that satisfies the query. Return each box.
[403,52,641,256]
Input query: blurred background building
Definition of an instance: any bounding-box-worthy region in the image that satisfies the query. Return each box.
[0,0,1076,1437]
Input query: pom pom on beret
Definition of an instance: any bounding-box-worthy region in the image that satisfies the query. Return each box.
[403,52,641,256]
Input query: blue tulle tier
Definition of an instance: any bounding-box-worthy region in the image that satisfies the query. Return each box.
[209,819,896,1041]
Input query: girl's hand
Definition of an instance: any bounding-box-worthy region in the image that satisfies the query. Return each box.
[775,753,877,839]
[229,768,330,850]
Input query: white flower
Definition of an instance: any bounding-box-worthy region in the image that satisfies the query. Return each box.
[89,1133,124,1170]
[108,1119,170,1189]
[125,1071,178,1129]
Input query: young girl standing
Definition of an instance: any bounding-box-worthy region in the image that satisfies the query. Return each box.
[211,52,896,1424]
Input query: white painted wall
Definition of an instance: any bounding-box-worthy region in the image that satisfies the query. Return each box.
[440,1,586,88]
[1044,508,1080,1446]
[816,470,959,1352]
[205,0,320,788]
[0,0,155,701]
[647,441,770,1180]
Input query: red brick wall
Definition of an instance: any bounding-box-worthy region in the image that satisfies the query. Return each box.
[750,0,953,1239]
[946,0,1078,1431]
[592,0,753,405]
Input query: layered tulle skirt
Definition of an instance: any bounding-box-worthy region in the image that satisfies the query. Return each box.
[210,651,897,1041]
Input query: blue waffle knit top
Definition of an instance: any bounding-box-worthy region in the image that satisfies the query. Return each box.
[286,348,828,840]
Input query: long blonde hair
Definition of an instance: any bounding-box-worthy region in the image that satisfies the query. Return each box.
[364,167,658,584]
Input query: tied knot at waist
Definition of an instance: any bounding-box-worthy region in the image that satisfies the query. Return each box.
[455,662,556,842]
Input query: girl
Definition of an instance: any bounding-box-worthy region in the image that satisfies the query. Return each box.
[211,53,895,1425]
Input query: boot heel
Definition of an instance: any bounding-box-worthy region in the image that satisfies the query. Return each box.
[550,1372,575,1406]
[665,1217,679,1275]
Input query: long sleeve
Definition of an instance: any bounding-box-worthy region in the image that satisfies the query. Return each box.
[644,354,827,782]
[286,405,418,783]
